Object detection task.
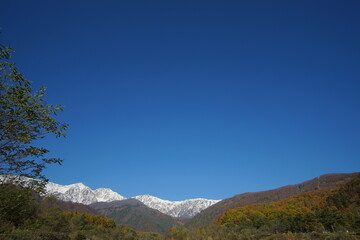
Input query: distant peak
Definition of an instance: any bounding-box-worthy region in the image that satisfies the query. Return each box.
[134,194,166,201]
[138,194,156,198]
[74,182,85,186]
[94,188,108,191]
[72,182,87,188]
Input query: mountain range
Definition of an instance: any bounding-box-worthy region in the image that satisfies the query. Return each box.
[45,181,220,218]
[1,172,358,234]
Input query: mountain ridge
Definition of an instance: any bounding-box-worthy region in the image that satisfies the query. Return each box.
[45,180,220,218]
[45,181,125,205]
[132,194,220,218]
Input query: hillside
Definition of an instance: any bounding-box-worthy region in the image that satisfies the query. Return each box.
[217,173,360,233]
[41,196,99,215]
[186,172,358,228]
[90,199,180,233]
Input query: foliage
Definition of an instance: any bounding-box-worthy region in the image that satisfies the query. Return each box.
[217,174,360,234]
[158,178,360,239]
[186,173,359,230]
[166,226,188,240]
[327,174,360,210]
[0,183,39,228]
[63,212,116,228]
[0,44,68,191]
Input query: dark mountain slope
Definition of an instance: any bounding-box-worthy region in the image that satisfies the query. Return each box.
[90,199,179,233]
[90,198,142,209]
[186,172,358,229]
[41,196,99,215]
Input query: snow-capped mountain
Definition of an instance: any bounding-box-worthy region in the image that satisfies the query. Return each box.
[45,182,125,205]
[46,181,220,217]
[1,175,220,218]
[132,195,220,218]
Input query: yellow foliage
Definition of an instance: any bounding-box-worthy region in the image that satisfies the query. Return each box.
[217,188,336,226]
[63,212,116,228]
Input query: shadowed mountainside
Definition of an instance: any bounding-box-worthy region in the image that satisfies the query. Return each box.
[90,199,180,233]
[186,172,359,229]
[41,196,99,215]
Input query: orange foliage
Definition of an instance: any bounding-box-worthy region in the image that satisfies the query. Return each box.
[217,188,336,225]
[63,212,116,228]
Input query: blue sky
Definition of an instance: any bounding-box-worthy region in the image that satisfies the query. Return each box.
[1,0,359,201]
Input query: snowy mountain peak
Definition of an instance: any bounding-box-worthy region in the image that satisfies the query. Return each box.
[5,176,220,218]
[134,194,172,203]
[132,195,220,218]
[72,182,86,187]
[45,182,124,205]
[94,188,125,202]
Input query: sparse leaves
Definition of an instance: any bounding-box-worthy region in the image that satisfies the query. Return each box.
[0,44,68,191]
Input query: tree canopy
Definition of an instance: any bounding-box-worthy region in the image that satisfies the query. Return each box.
[0,44,68,191]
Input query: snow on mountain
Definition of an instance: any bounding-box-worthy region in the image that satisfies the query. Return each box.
[94,188,125,202]
[1,175,220,218]
[46,182,220,217]
[45,182,125,205]
[168,198,220,218]
[132,195,175,214]
[132,194,220,218]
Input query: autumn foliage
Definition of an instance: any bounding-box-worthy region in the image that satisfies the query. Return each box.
[217,174,360,233]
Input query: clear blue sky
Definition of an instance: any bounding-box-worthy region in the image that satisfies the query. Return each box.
[1,0,359,201]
